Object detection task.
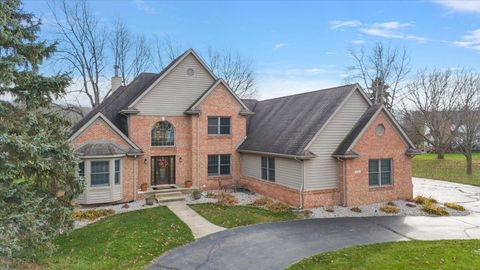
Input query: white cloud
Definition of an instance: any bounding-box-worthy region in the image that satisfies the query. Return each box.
[454,29,480,50]
[325,51,335,55]
[274,43,287,50]
[372,21,413,29]
[351,38,365,45]
[329,20,362,30]
[134,0,157,14]
[434,0,480,13]
[305,68,323,73]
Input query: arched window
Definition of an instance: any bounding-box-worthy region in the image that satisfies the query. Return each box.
[151,121,175,146]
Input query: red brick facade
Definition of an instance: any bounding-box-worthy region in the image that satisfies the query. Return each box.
[343,112,413,206]
[71,79,411,207]
[240,111,413,208]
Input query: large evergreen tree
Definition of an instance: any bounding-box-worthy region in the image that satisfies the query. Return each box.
[0,0,84,256]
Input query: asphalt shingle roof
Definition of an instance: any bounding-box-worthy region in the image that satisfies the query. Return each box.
[75,141,128,156]
[238,84,358,157]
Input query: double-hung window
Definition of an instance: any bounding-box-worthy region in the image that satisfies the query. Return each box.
[261,157,275,181]
[368,159,392,187]
[114,160,121,185]
[208,154,231,176]
[90,161,110,187]
[208,117,230,135]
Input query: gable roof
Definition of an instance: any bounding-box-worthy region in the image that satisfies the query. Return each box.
[128,48,217,109]
[69,49,198,137]
[185,79,253,115]
[333,104,416,158]
[69,112,142,152]
[238,84,366,158]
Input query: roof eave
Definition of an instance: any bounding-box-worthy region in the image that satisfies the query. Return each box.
[237,149,316,160]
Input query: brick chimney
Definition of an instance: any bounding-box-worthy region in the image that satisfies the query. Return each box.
[111,65,122,92]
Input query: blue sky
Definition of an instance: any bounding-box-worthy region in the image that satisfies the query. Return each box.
[24,0,480,101]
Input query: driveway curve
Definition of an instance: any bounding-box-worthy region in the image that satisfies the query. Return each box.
[149,178,480,270]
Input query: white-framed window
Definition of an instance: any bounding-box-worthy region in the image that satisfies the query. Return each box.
[90,160,110,187]
[114,159,121,185]
[208,154,231,176]
[261,157,275,182]
[208,117,230,135]
[79,161,85,178]
[368,159,392,187]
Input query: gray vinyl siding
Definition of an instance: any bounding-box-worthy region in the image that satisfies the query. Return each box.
[303,90,369,190]
[241,153,302,190]
[135,54,215,115]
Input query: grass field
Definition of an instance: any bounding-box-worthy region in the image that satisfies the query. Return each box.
[28,207,193,270]
[412,153,480,186]
[189,203,301,228]
[287,240,480,270]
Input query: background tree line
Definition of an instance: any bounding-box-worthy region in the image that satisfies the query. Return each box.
[49,0,257,115]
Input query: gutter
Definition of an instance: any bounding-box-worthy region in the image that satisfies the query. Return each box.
[238,149,316,160]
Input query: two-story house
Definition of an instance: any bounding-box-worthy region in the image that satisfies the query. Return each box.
[69,49,418,208]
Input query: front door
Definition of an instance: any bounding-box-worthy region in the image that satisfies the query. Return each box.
[151,156,175,185]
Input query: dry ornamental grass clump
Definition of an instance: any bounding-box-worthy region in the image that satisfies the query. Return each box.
[444,202,466,211]
[421,201,449,216]
[414,195,437,205]
[250,196,274,207]
[266,201,291,213]
[72,209,115,221]
[217,192,238,206]
[380,205,400,214]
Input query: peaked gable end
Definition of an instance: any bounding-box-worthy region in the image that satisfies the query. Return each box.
[132,51,216,116]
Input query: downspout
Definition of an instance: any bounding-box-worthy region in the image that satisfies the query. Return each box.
[336,157,347,207]
[196,115,200,188]
[133,155,137,201]
[295,157,304,209]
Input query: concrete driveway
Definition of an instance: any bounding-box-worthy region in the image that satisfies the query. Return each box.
[149,178,480,270]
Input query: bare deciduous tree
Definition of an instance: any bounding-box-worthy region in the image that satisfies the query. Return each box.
[454,71,480,175]
[348,42,410,109]
[129,34,152,78]
[402,69,463,160]
[50,0,107,108]
[206,48,256,98]
[153,36,182,71]
[110,19,131,85]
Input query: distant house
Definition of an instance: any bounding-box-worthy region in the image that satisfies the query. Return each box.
[69,49,417,208]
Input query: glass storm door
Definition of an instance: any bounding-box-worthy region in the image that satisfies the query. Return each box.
[151,156,175,185]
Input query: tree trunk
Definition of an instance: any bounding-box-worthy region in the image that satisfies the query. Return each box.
[436,150,445,160]
[466,151,473,175]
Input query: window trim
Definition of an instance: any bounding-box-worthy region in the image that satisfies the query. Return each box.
[207,154,232,176]
[261,156,275,182]
[90,160,111,187]
[114,159,121,185]
[151,121,175,147]
[207,116,231,136]
[368,159,393,187]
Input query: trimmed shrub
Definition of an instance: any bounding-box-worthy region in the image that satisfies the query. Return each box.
[217,192,238,206]
[386,201,396,207]
[250,196,274,207]
[380,205,400,214]
[350,207,362,213]
[325,208,334,213]
[206,192,217,199]
[421,201,449,216]
[301,209,313,218]
[266,201,291,213]
[414,195,437,205]
[72,209,115,221]
[444,202,466,211]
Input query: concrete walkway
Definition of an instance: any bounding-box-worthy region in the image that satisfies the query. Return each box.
[148,178,480,270]
[166,201,225,239]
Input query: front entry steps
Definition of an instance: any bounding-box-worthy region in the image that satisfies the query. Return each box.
[155,191,185,203]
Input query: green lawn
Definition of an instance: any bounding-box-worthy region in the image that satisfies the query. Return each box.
[34,206,193,270]
[189,203,301,228]
[287,240,480,270]
[413,153,480,186]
